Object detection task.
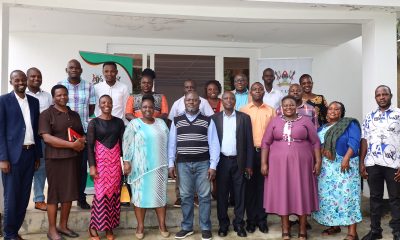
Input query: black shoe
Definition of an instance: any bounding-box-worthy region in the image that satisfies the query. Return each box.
[234,226,247,237]
[393,232,400,240]
[218,228,228,237]
[77,200,90,210]
[246,223,256,233]
[173,198,182,208]
[258,223,269,233]
[201,230,212,240]
[361,230,383,240]
[175,230,194,239]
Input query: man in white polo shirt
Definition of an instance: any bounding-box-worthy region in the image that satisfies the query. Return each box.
[26,67,52,212]
[262,68,284,110]
[94,62,129,124]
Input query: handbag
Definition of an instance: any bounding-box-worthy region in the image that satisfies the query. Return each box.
[120,176,131,203]
[120,157,131,203]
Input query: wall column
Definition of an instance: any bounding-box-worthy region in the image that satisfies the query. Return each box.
[0,3,9,94]
[362,14,397,114]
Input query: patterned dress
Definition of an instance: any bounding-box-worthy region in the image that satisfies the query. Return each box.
[312,121,362,226]
[304,94,328,126]
[87,117,125,231]
[123,118,169,208]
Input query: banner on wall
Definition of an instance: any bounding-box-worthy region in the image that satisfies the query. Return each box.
[78,51,134,193]
[257,58,312,95]
[79,51,134,94]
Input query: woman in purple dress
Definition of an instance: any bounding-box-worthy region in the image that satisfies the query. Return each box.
[261,96,322,240]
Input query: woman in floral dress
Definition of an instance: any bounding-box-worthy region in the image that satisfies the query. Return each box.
[312,101,362,240]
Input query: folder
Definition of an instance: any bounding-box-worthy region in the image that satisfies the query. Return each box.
[67,127,82,142]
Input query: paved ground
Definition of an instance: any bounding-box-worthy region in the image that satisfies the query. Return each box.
[17,180,396,240]
[20,218,395,240]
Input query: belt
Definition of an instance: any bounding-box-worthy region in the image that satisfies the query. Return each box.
[221,154,237,160]
[255,147,261,152]
[22,144,35,150]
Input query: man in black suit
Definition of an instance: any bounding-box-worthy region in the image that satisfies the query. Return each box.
[0,70,42,240]
[212,91,254,237]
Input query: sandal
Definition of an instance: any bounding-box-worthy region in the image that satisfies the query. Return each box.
[322,226,341,235]
[88,228,100,240]
[106,230,115,240]
[282,232,291,239]
[57,228,79,238]
[344,234,359,240]
[298,232,307,240]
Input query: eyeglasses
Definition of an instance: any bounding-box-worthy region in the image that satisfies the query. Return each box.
[234,79,246,83]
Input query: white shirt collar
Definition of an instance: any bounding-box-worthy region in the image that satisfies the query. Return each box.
[223,110,236,118]
[14,91,27,101]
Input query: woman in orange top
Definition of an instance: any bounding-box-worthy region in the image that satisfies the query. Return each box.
[204,80,223,114]
[125,68,168,121]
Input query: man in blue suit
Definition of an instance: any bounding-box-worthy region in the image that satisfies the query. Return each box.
[0,70,42,240]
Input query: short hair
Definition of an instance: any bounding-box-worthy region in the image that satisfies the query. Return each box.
[99,94,113,104]
[102,62,117,69]
[222,91,235,99]
[299,74,312,84]
[185,91,199,99]
[329,101,346,118]
[263,68,274,75]
[204,80,222,96]
[26,67,41,76]
[281,95,297,104]
[184,79,196,88]
[234,73,248,82]
[10,70,26,79]
[51,84,68,97]
[141,94,155,105]
[375,85,392,95]
[250,81,264,89]
[142,68,156,80]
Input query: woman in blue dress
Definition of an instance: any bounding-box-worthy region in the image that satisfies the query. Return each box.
[123,94,169,240]
[312,101,362,240]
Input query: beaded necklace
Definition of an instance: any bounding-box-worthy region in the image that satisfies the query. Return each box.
[281,114,302,145]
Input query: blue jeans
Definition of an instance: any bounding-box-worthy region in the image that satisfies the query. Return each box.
[33,139,46,202]
[32,157,46,202]
[177,160,211,231]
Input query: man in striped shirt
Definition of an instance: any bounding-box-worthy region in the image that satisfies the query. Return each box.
[168,91,220,240]
[276,84,318,129]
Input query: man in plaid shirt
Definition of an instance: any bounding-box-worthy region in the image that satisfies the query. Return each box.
[276,83,318,129]
[59,59,95,209]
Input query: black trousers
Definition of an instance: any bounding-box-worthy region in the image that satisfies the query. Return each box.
[245,150,267,226]
[367,165,400,233]
[216,156,245,229]
[2,148,35,239]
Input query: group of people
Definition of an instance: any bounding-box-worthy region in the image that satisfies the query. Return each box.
[0,59,399,240]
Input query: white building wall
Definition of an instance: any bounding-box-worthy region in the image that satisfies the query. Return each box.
[260,37,363,120]
[10,32,362,119]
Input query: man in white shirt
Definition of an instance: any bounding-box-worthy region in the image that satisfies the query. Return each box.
[94,62,130,124]
[168,79,214,121]
[26,67,52,212]
[360,85,400,240]
[0,70,42,240]
[262,68,285,110]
